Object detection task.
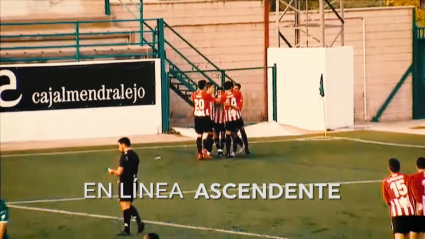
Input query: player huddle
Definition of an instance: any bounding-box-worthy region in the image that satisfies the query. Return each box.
[191,80,250,160]
[382,157,425,239]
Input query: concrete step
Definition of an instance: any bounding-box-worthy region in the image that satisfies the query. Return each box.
[1,27,135,43]
[0,45,153,64]
[0,15,117,32]
[1,37,130,48]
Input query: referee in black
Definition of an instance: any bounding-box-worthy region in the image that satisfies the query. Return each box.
[108,137,145,236]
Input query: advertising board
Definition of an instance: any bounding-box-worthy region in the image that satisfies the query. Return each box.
[0,59,162,142]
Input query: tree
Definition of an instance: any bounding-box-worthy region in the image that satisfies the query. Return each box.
[386,0,425,22]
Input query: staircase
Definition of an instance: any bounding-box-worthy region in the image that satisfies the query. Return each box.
[114,1,235,106]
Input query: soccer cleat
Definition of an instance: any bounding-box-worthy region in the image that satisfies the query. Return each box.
[230,152,236,157]
[204,152,212,159]
[237,145,245,155]
[225,153,234,158]
[137,221,145,233]
[197,153,204,160]
[116,230,131,236]
[245,148,251,154]
[217,149,224,157]
[202,148,207,155]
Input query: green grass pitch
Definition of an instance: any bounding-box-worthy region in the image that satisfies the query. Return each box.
[1,131,425,239]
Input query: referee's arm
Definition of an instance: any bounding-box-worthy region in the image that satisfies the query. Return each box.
[108,156,125,176]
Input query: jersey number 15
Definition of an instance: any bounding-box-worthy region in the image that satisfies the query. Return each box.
[390,179,408,197]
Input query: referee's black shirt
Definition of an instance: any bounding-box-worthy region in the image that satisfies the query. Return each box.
[119,150,140,183]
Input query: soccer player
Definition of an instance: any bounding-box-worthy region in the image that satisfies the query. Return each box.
[219,81,243,158]
[233,83,250,154]
[213,87,226,157]
[143,232,160,239]
[202,82,216,156]
[381,158,417,239]
[410,157,425,238]
[108,137,145,236]
[0,199,9,239]
[191,80,215,160]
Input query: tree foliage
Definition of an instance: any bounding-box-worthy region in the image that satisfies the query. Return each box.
[384,0,424,21]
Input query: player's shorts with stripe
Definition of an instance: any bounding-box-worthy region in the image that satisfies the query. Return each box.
[118,181,138,202]
[411,216,425,233]
[391,216,415,234]
[194,116,213,134]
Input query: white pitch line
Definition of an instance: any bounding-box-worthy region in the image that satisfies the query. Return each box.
[0,136,332,158]
[7,204,288,239]
[7,179,382,205]
[2,135,425,158]
[333,137,425,149]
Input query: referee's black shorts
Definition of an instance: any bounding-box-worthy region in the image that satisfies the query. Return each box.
[194,116,213,134]
[118,181,138,202]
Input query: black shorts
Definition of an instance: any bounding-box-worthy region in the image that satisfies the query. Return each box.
[225,120,240,132]
[391,216,415,234]
[118,181,138,202]
[214,123,225,133]
[238,117,245,128]
[194,116,213,134]
[411,216,425,233]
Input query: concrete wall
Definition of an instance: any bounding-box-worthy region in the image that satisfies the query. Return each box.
[271,7,413,122]
[111,0,266,125]
[112,1,413,125]
[3,0,413,125]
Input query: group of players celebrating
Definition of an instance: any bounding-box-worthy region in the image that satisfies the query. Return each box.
[382,157,425,239]
[191,80,250,160]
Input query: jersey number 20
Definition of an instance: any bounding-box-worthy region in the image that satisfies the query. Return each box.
[194,98,207,116]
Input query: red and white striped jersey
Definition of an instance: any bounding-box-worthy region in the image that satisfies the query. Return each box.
[209,102,215,121]
[382,173,416,217]
[219,90,242,122]
[190,90,215,117]
[410,171,425,215]
[213,91,225,124]
[233,91,244,111]
[213,103,225,124]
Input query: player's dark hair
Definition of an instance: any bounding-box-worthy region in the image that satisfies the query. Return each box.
[416,157,425,169]
[235,83,241,89]
[217,87,224,91]
[198,80,207,90]
[388,158,401,173]
[224,81,233,90]
[146,233,159,239]
[118,137,131,147]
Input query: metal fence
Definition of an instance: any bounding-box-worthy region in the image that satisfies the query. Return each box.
[413,25,425,119]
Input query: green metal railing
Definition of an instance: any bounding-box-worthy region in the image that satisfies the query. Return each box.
[104,0,111,15]
[413,23,425,119]
[0,18,160,62]
[0,17,170,132]
[112,0,235,87]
